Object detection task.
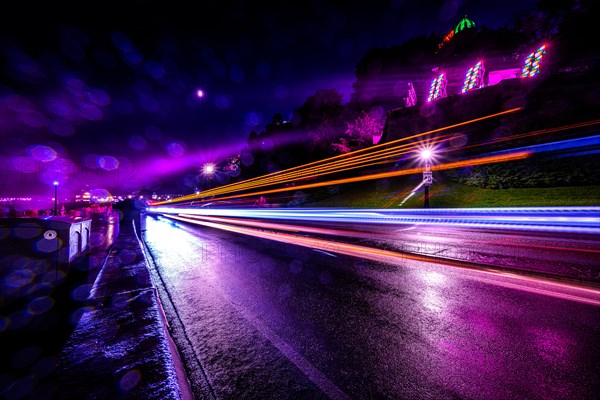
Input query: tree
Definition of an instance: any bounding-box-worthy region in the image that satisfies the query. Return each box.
[345,111,383,145]
[297,88,345,126]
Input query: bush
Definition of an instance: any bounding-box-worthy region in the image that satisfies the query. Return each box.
[448,155,600,189]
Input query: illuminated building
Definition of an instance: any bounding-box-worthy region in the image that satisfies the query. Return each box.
[522,45,547,78]
[462,60,485,93]
[427,74,447,102]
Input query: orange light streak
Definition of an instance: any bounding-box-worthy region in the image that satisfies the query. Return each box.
[199,151,531,202]
[160,112,600,206]
[176,136,450,201]
[439,119,600,156]
[178,214,370,238]
[202,108,520,194]
[154,108,522,204]
[180,213,600,255]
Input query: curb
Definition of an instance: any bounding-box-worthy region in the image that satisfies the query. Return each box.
[54,219,192,399]
[133,222,196,400]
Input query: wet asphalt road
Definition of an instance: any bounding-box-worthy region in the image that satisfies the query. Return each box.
[142,215,600,400]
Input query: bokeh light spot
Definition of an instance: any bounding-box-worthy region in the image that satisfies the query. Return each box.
[145,125,162,141]
[245,111,263,127]
[28,145,57,162]
[19,110,48,128]
[119,369,141,391]
[27,296,55,315]
[214,95,231,110]
[145,61,166,79]
[260,138,274,152]
[97,155,119,171]
[79,103,103,120]
[71,284,93,301]
[225,163,241,177]
[5,270,35,289]
[110,31,133,52]
[450,133,468,148]
[240,151,254,166]
[275,85,289,100]
[128,135,147,150]
[87,88,111,106]
[122,49,143,67]
[50,119,75,136]
[89,188,111,202]
[166,141,186,158]
[83,154,99,169]
[230,64,245,83]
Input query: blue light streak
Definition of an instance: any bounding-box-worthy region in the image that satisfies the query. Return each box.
[147,206,600,235]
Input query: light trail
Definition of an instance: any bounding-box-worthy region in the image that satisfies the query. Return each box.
[176,214,371,239]
[438,119,600,156]
[176,213,600,255]
[398,181,425,207]
[174,151,531,203]
[152,128,598,207]
[148,206,600,235]
[161,214,600,306]
[153,108,522,205]
[210,131,597,201]
[150,114,597,210]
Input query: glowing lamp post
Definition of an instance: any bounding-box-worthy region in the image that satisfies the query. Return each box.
[420,150,433,208]
[202,163,216,190]
[53,181,59,216]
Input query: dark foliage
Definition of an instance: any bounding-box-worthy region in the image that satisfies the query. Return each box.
[449,155,600,189]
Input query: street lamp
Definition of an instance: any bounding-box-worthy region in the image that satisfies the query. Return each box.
[53,181,59,215]
[420,149,434,208]
[202,163,216,190]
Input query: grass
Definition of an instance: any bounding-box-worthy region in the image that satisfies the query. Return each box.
[303,180,600,208]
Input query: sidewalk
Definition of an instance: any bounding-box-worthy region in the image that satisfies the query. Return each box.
[52,218,192,399]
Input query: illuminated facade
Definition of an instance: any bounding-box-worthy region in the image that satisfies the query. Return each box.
[462,61,485,93]
[438,16,476,49]
[405,82,417,107]
[427,74,447,102]
[522,45,547,78]
[454,16,476,34]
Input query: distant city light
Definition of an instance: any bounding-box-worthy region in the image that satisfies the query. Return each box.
[462,60,485,93]
[196,89,205,98]
[0,197,32,202]
[427,73,447,102]
[522,45,547,78]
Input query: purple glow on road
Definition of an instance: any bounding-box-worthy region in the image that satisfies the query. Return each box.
[160,214,600,306]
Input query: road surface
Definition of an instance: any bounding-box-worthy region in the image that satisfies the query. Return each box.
[142,214,600,400]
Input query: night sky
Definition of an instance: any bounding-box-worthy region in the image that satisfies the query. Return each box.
[0,0,540,200]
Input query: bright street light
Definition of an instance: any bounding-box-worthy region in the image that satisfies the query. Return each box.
[420,149,433,160]
[418,148,435,208]
[202,163,217,190]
